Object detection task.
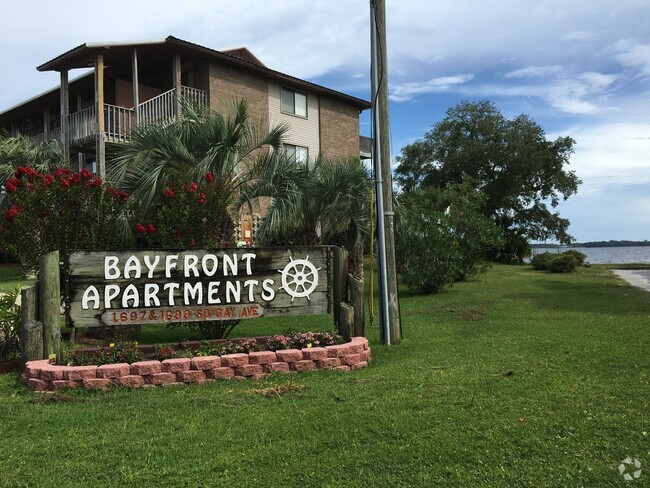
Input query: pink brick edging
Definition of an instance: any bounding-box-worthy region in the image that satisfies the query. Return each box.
[22,337,371,392]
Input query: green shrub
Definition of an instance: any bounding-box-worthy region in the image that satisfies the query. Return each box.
[530,252,555,271]
[562,249,586,266]
[166,319,240,340]
[0,288,21,360]
[397,184,502,294]
[548,254,578,273]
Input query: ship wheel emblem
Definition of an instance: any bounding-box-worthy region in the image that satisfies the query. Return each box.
[278,255,321,301]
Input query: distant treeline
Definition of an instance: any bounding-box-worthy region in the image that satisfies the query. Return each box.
[532,240,650,248]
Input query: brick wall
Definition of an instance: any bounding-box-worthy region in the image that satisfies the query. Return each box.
[22,337,371,391]
[319,96,361,160]
[208,62,269,130]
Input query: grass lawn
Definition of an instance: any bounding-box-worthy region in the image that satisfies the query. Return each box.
[0,264,648,487]
[0,264,35,294]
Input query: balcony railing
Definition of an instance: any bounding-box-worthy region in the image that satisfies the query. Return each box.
[29,86,208,146]
[137,89,176,126]
[105,104,134,142]
[30,127,62,146]
[69,106,97,144]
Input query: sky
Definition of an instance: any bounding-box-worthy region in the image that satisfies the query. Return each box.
[1,0,649,242]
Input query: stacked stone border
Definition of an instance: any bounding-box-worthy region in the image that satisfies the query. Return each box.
[22,337,371,392]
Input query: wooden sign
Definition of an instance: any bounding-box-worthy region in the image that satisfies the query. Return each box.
[64,247,331,328]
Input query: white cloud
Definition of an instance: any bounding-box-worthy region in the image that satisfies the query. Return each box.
[553,122,650,193]
[615,44,650,75]
[561,31,595,42]
[505,65,563,78]
[389,74,475,102]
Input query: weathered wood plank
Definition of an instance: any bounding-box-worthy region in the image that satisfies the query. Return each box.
[349,274,365,338]
[339,302,354,341]
[20,283,39,366]
[66,247,331,328]
[40,251,60,360]
[332,247,348,331]
[21,321,43,366]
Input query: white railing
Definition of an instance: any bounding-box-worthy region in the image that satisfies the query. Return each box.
[104,104,134,141]
[137,88,176,126]
[45,86,209,145]
[181,86,208,106]
[30,127,63,146]
[69,106,97,144]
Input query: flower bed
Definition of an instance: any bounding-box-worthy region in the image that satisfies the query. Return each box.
[22,337,371,392]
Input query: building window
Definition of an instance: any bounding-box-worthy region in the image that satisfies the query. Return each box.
[281,87,307,117]
[284,144,309,163]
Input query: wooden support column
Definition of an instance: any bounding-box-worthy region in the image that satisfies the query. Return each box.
[95,53,106,179]
[173,52,182,117]
[332,247,349,333]
[43,108,50,141]
[39,251,61,361]
[76,93,84,171]
[10,120,17,136]
[348,274,365,337]
[132,48,140,124]
[20,283,41,366]
[60,70,69,162]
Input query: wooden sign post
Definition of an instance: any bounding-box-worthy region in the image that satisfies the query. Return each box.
[64,247,332,330]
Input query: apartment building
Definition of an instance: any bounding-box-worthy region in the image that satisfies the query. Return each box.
[0,36,372,242]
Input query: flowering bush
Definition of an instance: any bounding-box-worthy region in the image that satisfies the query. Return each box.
[214,338,259,356]
[266,332,344,351]
[61,341,142,366]
[1,166,130,271]
[134,173,235,249]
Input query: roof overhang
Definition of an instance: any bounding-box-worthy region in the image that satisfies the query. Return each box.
[37,36,371,110]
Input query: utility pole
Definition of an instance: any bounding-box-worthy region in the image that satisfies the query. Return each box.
[371,0,401,344]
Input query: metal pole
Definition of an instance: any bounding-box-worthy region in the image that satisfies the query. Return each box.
[370,0,391,345]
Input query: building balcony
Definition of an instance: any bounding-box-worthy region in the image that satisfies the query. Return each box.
[31,86,207,146]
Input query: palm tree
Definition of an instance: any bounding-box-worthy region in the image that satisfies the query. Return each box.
[110,98,287,215]
[241,154,371,279]
[0,132,69,186]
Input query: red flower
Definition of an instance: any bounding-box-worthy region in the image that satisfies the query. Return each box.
[71,174,81,185]
[146,224,156,233]
[80,168,93,180]
[189,182,198,193]
[119,191,128,201]
[5,178,19,193]
[4,204,21,223]
[59,178,70,188]
[205,171,214,183]
[189,238,195,247]
[163,188,175,199]
[105,187,118,197]
[135,223,146,233]
[198,192,207,204]
[44,174,54,186]
[92,178,103,187]
[53,167,71,180]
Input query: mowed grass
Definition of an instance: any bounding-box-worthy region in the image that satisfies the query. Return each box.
[0,264,35,294]
[0,264,648,487]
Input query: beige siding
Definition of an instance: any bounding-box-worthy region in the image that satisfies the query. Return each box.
[268,82,320,160]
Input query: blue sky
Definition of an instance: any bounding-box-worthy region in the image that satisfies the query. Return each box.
[1,0,649,242]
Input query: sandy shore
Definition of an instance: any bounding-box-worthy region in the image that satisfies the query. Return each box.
[613,269,650,293]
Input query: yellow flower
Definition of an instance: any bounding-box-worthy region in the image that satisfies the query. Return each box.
[134,342,138,346]
[306,343,312,348]
[109,343,115,348]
